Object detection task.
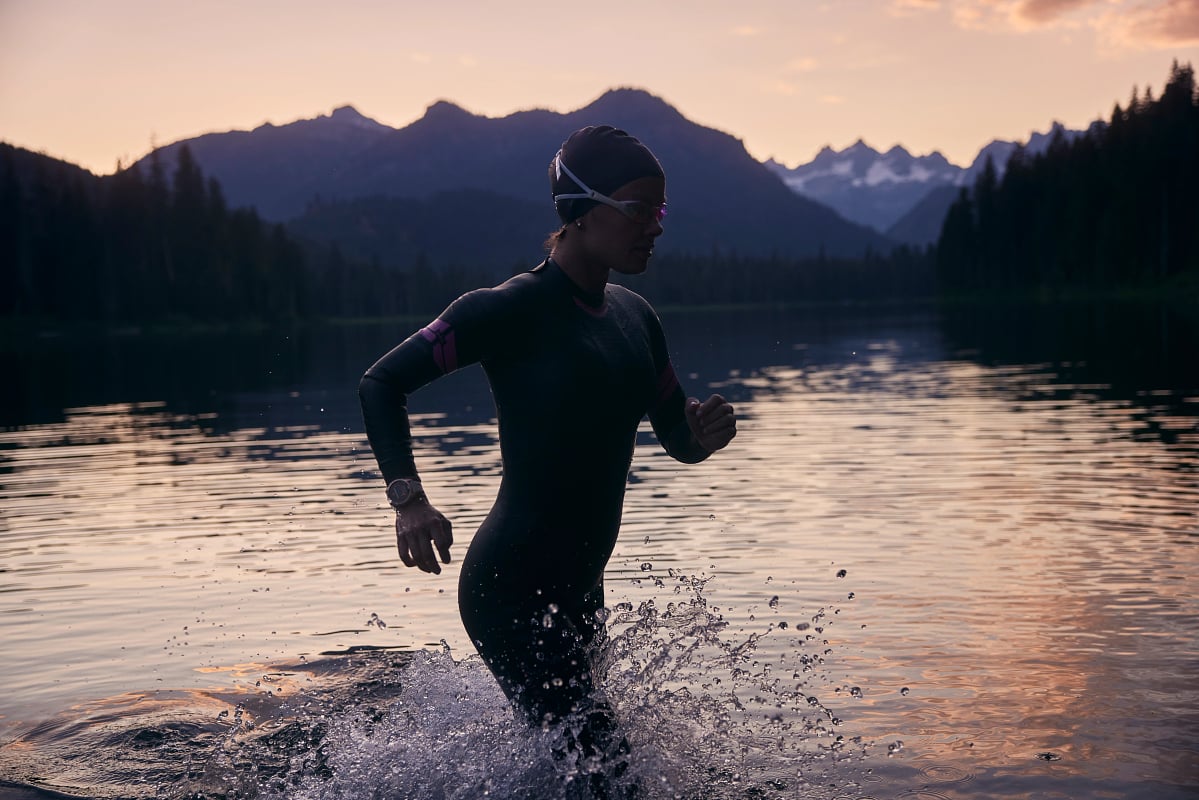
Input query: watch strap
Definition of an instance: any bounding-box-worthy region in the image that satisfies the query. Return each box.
[386,478,425,510]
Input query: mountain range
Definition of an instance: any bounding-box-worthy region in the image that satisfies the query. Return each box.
[125,89,1100,268]
[766,121,1100,245]
[143,89,890,271]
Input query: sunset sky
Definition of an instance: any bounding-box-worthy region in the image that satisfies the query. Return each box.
[2,0,1196,175]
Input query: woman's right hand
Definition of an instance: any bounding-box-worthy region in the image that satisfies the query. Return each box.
[394,499,454,574]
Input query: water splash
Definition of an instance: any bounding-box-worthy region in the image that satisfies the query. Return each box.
[251,574,866,800]
[0,577,867,799]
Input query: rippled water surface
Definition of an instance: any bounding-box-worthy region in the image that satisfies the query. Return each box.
[2,302,1197,799]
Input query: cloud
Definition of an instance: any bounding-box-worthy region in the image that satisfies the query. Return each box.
[1016,0,1101,24]
[945,0,1098,31]
[938,0,1199,46]
[785,56,819,72]
[1096,0,1199,48]
[889,0,942,15]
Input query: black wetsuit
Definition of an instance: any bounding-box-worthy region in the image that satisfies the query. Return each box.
[359,259,709,726]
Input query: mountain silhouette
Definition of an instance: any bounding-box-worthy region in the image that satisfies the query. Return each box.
[144,88,890,265]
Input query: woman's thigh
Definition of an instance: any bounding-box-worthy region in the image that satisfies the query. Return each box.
[459,576,606,725]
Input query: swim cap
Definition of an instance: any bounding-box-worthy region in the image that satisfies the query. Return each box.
[549,125,664,223]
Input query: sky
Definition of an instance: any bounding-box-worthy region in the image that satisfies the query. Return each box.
[1,0,1197,175]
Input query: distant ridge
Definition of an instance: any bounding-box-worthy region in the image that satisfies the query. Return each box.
[767,121,1102,245]
[142,89,891,263]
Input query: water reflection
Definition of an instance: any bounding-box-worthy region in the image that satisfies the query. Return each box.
[939,300,1199,447]
[1,303,1197,798]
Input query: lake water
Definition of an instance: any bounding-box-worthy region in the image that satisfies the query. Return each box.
[1,301,1196,799]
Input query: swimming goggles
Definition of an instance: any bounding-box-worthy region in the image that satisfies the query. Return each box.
[552,152,667,225]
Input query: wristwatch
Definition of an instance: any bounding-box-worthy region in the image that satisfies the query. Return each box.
[386,478,425,510]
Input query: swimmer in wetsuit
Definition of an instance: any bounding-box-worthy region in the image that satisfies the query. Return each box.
[359,126,737,746]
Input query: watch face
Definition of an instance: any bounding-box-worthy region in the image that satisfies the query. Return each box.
[387,480,414,507]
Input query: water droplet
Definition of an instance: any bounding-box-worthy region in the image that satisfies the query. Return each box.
[547,603,559,614]
[836,569,847,578]
[768,595,780,608]
[1036,751,1062,761]
[542,614,555,629]
[901,687,910,696]
[640,562,653,571]
[551,677,564,687]
[887,740,904,756]
[847,592,855,599]
[778,621,789,629]
[709,514,716,519]
[644,535,651,544]
[850,686,863,698]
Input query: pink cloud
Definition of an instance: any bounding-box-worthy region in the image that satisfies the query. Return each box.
[942,0,1199,46]
[1101,0,1199,47]
[1016,0,1101,24]
[888,0,942,14]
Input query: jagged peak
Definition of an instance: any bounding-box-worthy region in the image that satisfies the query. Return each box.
[578,87,684,122]
[328,105,391,131]
[423,99,476,120]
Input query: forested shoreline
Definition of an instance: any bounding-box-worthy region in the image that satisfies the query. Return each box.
[0,141,934,327]
[2,63,1194,330]
[937,61,1198,296]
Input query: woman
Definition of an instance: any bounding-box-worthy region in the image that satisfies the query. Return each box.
[359,125,737,740]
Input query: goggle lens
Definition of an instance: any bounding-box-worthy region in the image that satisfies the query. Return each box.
[622,201,667,224]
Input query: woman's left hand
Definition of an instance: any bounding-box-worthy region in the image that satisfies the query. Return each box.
[686,394,737,453]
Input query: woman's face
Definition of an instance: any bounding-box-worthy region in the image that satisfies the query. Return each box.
[580,176,666,278]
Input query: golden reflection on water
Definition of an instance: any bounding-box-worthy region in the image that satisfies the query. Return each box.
[617,354,1198,791]
[1,347,1197,793]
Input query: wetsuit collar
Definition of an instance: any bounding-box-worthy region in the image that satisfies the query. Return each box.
[544,258,607,312]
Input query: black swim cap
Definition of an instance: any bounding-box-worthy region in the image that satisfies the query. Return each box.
[549,125,664,223]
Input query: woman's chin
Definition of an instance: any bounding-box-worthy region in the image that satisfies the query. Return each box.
[617,251,653,275]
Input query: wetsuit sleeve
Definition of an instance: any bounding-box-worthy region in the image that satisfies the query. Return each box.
[645,311,711,465]
[358,289,506,483]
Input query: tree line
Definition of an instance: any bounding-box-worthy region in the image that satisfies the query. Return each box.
[0,144,504,325]
[0,140,934,326]
[1,144,309,323]
[4,61,1190,328]
[937,61,1198,295]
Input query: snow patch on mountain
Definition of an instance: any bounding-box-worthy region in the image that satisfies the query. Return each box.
[766,121,1098,234]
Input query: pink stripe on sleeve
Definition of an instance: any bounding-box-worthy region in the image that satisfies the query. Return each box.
[654,363,680,410]
[419,318,458,374]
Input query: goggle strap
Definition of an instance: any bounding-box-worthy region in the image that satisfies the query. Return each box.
[553,154,603,203]
[553,152,665,223]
